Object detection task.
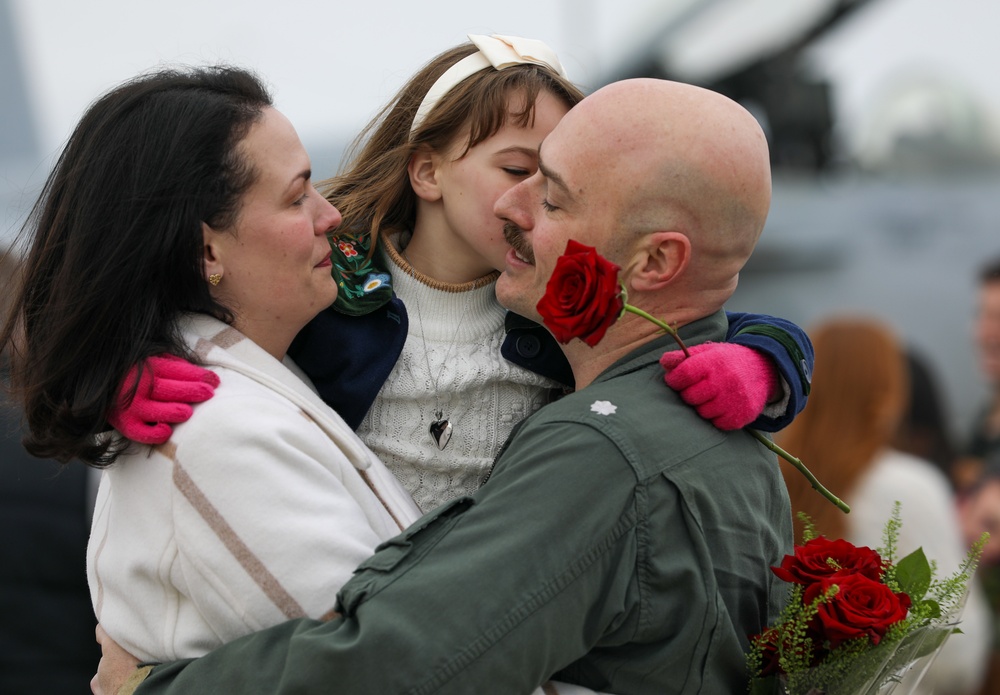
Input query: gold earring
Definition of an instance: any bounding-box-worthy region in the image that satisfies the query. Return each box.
[208,273,222,286]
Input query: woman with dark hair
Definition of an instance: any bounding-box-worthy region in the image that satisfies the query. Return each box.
[0,65,422,662]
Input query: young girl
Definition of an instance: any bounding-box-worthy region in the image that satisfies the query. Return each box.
[116,35,813,513]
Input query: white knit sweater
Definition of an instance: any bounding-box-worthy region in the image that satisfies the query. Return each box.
[357,235,560,512]
[88,314,423,662]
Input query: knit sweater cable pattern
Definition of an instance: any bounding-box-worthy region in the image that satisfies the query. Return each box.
[358,235,560,512]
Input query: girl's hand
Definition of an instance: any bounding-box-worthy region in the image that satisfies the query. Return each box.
[659,342,779,430]
[109,354,220,443]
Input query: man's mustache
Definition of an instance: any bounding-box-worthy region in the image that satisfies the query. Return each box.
[503,222,535,264]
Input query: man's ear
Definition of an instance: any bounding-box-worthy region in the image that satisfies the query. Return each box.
[625,231,690,292]
[407,148,443,203]
[201,222,224,283]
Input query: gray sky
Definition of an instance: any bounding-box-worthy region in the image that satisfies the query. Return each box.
[10,0,1000,161]
[10,0,611,155]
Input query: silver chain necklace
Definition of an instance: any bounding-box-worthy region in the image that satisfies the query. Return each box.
[399,244,474,450]
[408,294,472,450]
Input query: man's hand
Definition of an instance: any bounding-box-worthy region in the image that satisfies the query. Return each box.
[92,624,140,695]
[109,354,220,444]
[659,342,779,430]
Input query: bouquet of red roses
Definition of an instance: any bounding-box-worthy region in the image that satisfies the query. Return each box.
[748,507,986,695]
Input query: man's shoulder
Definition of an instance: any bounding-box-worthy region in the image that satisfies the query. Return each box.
[521,360,769,482]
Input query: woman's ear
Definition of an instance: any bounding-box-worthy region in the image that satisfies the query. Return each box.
[625,231,690,292]
[407,148,443,203]
[201,222,224,283]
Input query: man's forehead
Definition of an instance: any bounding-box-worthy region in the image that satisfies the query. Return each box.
[537,135,582,188]
[538,140,562,181]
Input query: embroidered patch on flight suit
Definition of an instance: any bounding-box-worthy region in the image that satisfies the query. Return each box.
[590,400,617,416]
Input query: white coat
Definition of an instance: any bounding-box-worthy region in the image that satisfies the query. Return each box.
[88,314,423,662]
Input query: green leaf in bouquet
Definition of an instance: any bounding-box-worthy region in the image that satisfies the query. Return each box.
[781,635,903,695]
[903,623,960,662]
[917,598,941,620]
[893,547,931,601]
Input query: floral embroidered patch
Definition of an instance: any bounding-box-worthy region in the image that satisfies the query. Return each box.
[328,232,394,316]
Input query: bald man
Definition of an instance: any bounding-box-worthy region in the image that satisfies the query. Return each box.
[100,78,793,695]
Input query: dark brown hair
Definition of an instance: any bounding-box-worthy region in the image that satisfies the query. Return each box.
[0,65,272,466]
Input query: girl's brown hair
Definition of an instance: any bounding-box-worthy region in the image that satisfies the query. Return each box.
[323,41,586,255]
[777,316,909,540]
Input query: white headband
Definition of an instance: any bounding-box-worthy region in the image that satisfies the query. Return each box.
[409,33,568,136]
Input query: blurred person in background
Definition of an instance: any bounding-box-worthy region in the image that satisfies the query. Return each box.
[0,246,101,693]
[959,452,1000,695]
[892,348,960,485]
[956,257,1000,491]
[777,315,991,695]
[956,257,1000,694]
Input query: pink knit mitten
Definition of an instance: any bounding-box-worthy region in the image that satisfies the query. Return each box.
[108,354,220,444]
[658,342,779,430]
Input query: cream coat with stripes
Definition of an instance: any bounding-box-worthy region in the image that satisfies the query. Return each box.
[87,314,423,662]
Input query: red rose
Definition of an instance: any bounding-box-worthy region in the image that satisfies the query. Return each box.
[772,536,884,585]
[536,240,623,346]
[804,574,911,648]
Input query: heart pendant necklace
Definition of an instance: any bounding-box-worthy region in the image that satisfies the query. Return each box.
[400,245,476,452]
[429,414,453,450]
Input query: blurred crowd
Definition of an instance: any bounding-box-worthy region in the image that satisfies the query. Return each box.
[955,258,1000,694]
[777,256,1000,695]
